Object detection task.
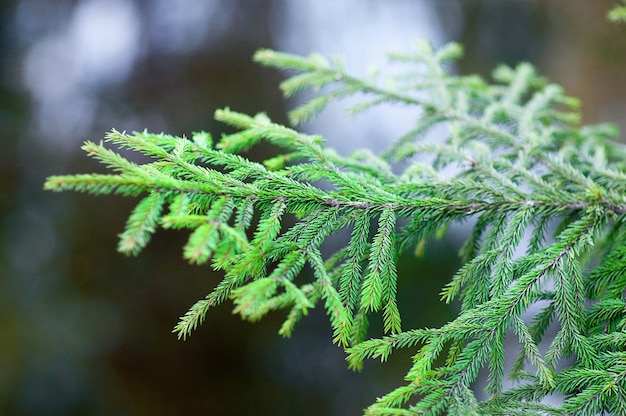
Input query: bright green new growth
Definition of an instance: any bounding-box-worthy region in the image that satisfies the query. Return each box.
[45,39,626,415]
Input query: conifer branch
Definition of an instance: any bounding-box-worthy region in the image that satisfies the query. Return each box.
[45,37,626,415]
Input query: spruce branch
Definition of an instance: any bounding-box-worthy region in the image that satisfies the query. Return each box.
[45,38,626,415]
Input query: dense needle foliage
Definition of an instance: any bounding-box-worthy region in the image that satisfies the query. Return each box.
[45,38,626,414]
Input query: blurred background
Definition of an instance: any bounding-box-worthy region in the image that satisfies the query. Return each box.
[1,1,625,415]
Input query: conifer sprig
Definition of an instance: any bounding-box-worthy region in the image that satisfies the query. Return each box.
[45,39,626,415]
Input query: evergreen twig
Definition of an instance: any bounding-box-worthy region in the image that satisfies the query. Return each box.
[45,38,626,415]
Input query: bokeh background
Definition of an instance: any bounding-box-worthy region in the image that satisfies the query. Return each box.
[1,1,626,415]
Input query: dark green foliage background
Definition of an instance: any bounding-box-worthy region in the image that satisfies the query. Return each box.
[2,1,626,415]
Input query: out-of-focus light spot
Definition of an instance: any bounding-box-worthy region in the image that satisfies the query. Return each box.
[274,0,446,155]
[68,0,140,86]
[20,0,142,147]
[149,0,232,54]
[277,0,445,70]
[22,33,78,100]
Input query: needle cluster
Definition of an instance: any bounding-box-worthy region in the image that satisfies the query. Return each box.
[45,39,626,415]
